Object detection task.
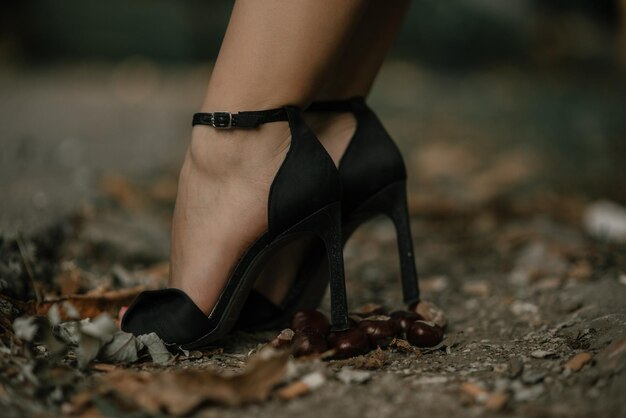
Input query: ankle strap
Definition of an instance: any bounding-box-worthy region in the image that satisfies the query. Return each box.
[192,107,288,129]
[307,97,364,113]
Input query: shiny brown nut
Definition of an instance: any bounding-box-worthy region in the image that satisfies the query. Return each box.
[408,300,447,329]
[406,320,444,347]
[292,327,329,357]
[291,310,331,335]
[328,328,370,359]
[390,310,422,333]
[269,328,295,349]
[358,318,397,348]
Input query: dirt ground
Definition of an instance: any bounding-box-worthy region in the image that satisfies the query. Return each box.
[1,62,625,417]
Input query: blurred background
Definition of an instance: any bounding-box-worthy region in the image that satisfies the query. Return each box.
[1,0,625,235]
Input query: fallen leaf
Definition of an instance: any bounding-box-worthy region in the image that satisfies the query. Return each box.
[269,328,295,350]
[136,332,172,365]
[412,300,447,329]
[331,347,386,369]
[564,352,592,371]
[12,316,38,342]
[99,331,141,364]
[34,286,146,320]
[390,338,421,354]
[461,382,489,403]
[13,316,67,356]
[99,347,289,415]
[91,363,118,372]
[78,314,117,368]
[485,392,509,411]
[276,372,325,401]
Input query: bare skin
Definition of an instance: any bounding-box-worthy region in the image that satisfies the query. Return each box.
[170,0,365,314]
[307,0,412,166]
[255,1,412,303]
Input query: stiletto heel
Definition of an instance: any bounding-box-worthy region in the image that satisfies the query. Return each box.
[121,105,350,348]
[345,180,420,305]
[236,97,421,328]
[315,202,349,330]
[286,201,349,330]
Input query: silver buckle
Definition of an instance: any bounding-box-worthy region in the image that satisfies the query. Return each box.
[211,112,233,129]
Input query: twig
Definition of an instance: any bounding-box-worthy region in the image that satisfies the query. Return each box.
[16,233,42,303]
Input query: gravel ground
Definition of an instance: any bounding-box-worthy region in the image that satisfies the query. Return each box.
[0,62,625,418]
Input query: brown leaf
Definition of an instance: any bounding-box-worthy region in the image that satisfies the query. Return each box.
[461,382,489,402]
[389,338,421,355]
[564,352,593,371]
[276,372,325,401]
[485,392,509,411]
[100,348,289,415]
[34,286,146,320]
[331,347,386,370]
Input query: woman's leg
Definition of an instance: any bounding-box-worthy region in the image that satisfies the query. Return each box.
[306,0,411,165]
[170,0,365,313]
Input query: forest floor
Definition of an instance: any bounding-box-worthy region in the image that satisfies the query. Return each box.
[0,62,625,417]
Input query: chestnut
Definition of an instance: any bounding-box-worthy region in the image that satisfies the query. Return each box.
[406,320,444,347]
[328,328,370,359]
[390,310,422,333]
[291,310,331,335]
[358,317,397,348]
[408,300,447,329]
[292,327,329,357]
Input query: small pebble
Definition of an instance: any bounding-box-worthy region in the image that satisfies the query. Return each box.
[521,369,546,384]
[336,368,372,384]
[531,349,556,359]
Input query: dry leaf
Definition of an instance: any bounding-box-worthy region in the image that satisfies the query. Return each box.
[78,315,117,368]
[276,372,325,401]
[34,286,145,320]
[100,347,289,415]
[412,300,447,329]
[564,352,592,371]
[99,331,141,364]
[461,382,489,403]
[136,332,172,365]
[331,347,386,370]
[390,338,421,354]
[485,392,509,411]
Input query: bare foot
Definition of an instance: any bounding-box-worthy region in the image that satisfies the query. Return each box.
[169,122,290,314]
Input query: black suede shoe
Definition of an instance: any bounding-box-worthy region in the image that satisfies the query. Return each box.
[237,97,420,330]
[121,106,350,349]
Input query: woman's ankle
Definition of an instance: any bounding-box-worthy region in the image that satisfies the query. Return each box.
[305,112,356,167]
[187,122,292,177]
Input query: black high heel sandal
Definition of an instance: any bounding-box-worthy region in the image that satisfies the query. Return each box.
[237,97,420,329]
[121,106,350,349]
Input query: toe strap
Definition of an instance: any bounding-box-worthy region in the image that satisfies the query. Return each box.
[121,288,215,345]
